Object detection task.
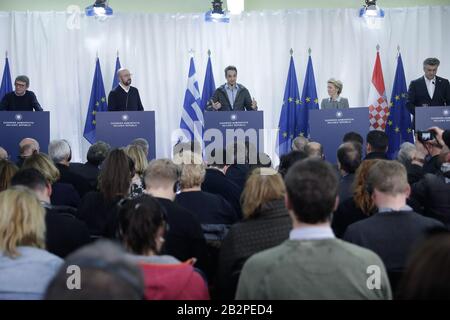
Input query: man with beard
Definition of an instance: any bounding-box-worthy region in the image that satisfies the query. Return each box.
[108,68,144,111]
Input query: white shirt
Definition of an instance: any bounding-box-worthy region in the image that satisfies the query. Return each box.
[424,76,436,99]
[289,226,335,241]
[119,83,130,93]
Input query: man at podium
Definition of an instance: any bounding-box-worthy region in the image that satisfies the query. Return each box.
[0,75,43,111]
[207,66,258,111]
[108,68,144,111]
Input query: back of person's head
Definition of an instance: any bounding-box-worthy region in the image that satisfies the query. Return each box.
[48,139,71,163]
[0,159,19,192]
[255,153,272,168]
[366,160,409,197]
[99,149,133,202]
[11,168,48,192]
[366,130,388,153]
[304,142,324,159]
[87,141,111,167]
[397,142,416,167]
[343,131,364,146]
[45,240,144,300]
[0,146,8,160]
[397,231,450,299]
[125,145,148,176]
[118,195,167,256]
[144,159,179,190]
[22,153,60,184]
[291,136,309,152]
[130,138,149,156]
[352,159,380,215]
[19,138,39,157]
[337,142,362,174]
[284,159,338,224]
[241,168,285,219]
[0,186,46,257]
[173,151,205,189]
[278,150,308,177]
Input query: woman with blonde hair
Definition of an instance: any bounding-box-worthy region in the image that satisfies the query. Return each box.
[22,153,80,207]
[125,144,148,198]
[0,186,62,299]
[332,159,380,238]
[0,159,18,192]
[321,78,350,109]
[216,168,292,299]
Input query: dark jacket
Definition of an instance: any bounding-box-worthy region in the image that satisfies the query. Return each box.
[216,199,291,300]
[69,162,100,191]
[0,90,42,111]
[338,173,355,202]
[51,182,80,208]
[108,85,144,111]
[423,154,441,175]
[406,76,450,115]
[225,164,252,192]
[364,152,388,160]
[206,84,255,111]
[332,197,373,239]
[56,163,92,197]
[444,130,450,149]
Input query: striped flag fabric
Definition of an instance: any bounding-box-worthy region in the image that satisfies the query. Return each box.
[368,50,389,130]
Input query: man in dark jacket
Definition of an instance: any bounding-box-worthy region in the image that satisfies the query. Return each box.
[364,130,389,160]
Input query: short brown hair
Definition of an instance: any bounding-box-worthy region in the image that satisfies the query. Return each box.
[241,168,285,219]
[99,149,133,202]
[224,65,237,76]
[367,160,409,196]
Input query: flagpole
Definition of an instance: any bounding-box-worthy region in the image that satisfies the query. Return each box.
[5,51,7,58]
[376,44,380,52]
[308,48,312,56]
[116,50,119,58]
[207,49,211,57]
[397,45,401,57]
[290,48,293,56]
[189,49,195,57]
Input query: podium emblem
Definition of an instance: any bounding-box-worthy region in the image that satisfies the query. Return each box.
[230,114,238,121]
[121,114,129,121]
[15,114,23,121]
[443,109,449,116]
[336,111,344,118]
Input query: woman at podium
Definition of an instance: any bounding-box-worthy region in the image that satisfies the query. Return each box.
[320,78,349,110]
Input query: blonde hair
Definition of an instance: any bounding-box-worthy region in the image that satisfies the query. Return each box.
[241,168,286,219]
[0,186,46,257]
[328,78,343,95]
[125,145,148,176]
[0,160,19,192]
[22,153,60,184]
[173,151,205,189]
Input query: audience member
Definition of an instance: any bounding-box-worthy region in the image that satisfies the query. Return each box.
[365,131,389,160]
[337,142,362,202]
[0,159,18,192]
[125,144,148,198]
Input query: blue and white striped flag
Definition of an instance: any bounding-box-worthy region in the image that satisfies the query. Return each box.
[179,57,204,143]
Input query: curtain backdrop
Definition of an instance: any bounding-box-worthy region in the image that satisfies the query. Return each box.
[0,6,449,163]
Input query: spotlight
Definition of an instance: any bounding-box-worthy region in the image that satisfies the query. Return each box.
[359,0,384,18]
[205,0,230,23]
[85,0,113,18]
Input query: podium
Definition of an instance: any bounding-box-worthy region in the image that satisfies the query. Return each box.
[0,111,50,162]
[96,111,156,160]
[415,106,450,131]
[203,111,264,155]
[309,108,370,163]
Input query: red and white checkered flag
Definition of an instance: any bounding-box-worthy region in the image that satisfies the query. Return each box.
[368,51,389,130]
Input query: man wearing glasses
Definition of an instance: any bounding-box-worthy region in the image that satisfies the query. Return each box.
[0,75,43,111]
[108,68,144,111]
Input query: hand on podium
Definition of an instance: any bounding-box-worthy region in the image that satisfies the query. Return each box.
[251,97,258,110]
[210,99,222,111]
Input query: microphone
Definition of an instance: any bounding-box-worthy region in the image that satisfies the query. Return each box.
[125,90,129,111]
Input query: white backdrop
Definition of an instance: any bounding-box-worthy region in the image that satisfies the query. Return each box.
[0,6,449,163]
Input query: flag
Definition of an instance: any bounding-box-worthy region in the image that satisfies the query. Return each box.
[83,58,108,144]
[200,53,216,112]
[179,57,203,143]
[368,51,389,130]
[386,53,413,159]
[299,54,319,137]
[277,56,302,156]
[112,55,121,89]
[0,56,13,101]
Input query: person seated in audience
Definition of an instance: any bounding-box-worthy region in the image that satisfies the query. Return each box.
[45,240,144,300]
[343,160,443,288]
[343,131,364,155]
[365,130,389,160]
[0,146,8,160]
[224,142,253,191]
[304,141,324,159]
[397,230,450,299]
[69,141,110,190]
[17,138,39,167]
[397,142,416,167]
[236,159,392,300]
[77,149,134,237]
[410,152,450,228]
[22,153,80,208]
[0,186,63,299]
[124,144,148,198]
[130,138,150,158]
[144,159,210,279]
[0,159,18,192]
[332,160,380,238]
[117,195,209,300]
[278,150,308,177]
[48,139,91,197]
[11,169,91,258]
[216,168,291,300]
[396,142,426,185]
[291,136,309,152]
[202,149,242,219]
[337,142,362,202]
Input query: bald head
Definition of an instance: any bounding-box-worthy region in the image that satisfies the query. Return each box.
[117,68,132,87]
[0,147,8,160]
[19,138,40,157]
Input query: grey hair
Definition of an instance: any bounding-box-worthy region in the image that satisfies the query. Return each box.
[48,140,71,163]
[15,75,30,87]
[397,142,416,166]
[423,58,440,67]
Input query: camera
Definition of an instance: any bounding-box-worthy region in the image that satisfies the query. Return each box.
[417,130,436,142]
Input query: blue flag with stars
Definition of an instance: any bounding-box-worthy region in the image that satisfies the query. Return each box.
[299,55,319,137]
[277,56,302,156]
[200,54,216,112]
[0,56,13,101]
[83,58,108,144]
[386,53,413,159]
[112,55,121,89]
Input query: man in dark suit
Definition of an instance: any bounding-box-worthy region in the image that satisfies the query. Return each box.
[406,57,450,115]
[207,66,258,111]
[108,68,144,111]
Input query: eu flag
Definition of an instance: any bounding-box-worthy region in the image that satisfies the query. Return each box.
[0,56,13,101]
[277,56,302,156]
[112,55,121,89]
[83,58,108,144]
[386,53,413,159]
[200,52,216,112]
[299,54,319,137]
